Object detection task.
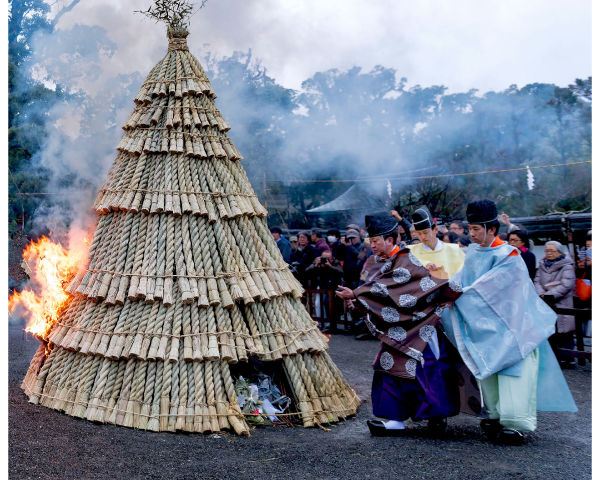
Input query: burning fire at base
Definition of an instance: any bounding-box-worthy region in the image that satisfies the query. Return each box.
[9,235,88,340]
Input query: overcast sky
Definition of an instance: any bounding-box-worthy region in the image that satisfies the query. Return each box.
[54,0,591,96]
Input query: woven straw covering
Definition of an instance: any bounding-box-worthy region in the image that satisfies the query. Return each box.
[168,37,188,51]
[21,31,360,436]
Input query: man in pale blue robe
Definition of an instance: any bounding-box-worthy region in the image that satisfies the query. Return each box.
[442,199,577,445]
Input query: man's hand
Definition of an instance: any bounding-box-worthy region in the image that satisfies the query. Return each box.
[390,210,402,221]
[438,302,453,309]
[335,286,355,300]
[439,225,448,234]
[426,263,439,272]
[499,213,510,226]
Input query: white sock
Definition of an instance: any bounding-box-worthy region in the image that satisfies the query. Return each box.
[384,420,406,430]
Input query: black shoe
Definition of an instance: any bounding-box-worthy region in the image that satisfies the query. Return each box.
[367,420,407,437]
[497,428,525,446]
[480,419,503,438]
[427,417,447,435]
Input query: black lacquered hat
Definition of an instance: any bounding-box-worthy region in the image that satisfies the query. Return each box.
[466,199,499,224]
[365,211,399,238]
[411,206,434,231]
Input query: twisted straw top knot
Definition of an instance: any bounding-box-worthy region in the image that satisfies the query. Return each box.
[167,27,189,51]
[168,36,189,51]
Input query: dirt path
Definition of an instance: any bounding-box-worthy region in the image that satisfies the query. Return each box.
[9,323,591,480]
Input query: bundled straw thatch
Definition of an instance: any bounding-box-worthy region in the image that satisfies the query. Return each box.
[22,30,360,435]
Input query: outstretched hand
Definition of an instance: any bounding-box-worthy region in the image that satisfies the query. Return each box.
[335,286,355,300]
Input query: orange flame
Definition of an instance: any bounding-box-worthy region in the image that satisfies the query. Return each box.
[9,236,86,340]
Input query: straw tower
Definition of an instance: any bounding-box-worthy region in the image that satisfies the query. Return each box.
[21,18,360,436]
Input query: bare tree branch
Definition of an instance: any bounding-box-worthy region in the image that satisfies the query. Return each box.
[50,0,81,31]
[134,0,208,31]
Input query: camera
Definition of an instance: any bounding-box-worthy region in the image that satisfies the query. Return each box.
[319,257,328,265]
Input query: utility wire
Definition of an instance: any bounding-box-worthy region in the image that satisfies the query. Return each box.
[267,160,592,184]
[13,160,592,193]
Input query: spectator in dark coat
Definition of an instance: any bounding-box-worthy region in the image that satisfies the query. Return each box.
[311,228,331,256]
[270,226,291,263]
[342,229,373,289]
[327,229,346,262]
[305,251,345,333]
[305,251,344,290]
[289,236,298,257]
[290,231,316,286]
[508,230,537,279]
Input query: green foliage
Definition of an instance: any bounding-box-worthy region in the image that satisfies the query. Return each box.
[8,0,66,231]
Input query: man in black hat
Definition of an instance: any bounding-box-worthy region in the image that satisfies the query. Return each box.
[440,199,577,446]
[336,211,461,436]
[408,206,465,280]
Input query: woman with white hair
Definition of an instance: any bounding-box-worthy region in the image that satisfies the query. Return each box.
[534,241,577,368]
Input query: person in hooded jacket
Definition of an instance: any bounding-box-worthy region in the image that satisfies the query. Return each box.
[534,241,577,368]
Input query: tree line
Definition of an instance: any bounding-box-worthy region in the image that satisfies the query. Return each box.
[9,0,591,234]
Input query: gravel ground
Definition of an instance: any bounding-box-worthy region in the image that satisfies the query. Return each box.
[9,322,591,480]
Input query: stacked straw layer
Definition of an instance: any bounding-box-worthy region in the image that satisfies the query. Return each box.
[22,344,360,434]
[46,284,329,364]
[21,33,361,435]
[65,212,303,308]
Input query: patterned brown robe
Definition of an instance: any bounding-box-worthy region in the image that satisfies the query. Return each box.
[353,248,462,379]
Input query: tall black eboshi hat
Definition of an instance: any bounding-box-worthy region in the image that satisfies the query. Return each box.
[365,211,398,238]
[466,199,498,225]
[411,206,434,231]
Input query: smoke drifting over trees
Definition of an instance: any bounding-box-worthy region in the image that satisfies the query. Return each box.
[208,52,590,226]
[9,0,591,235]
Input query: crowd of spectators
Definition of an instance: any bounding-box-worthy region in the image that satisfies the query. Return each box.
[270,213,592,353]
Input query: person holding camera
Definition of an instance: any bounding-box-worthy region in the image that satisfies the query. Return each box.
[306,251,344,288]
[305,252,345,333]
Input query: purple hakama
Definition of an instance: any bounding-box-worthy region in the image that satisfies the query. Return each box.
[371,331,460,422]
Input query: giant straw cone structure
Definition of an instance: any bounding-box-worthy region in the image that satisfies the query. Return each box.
[21,28,360,435]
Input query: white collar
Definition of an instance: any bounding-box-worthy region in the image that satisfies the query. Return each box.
[422,238,443,252]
